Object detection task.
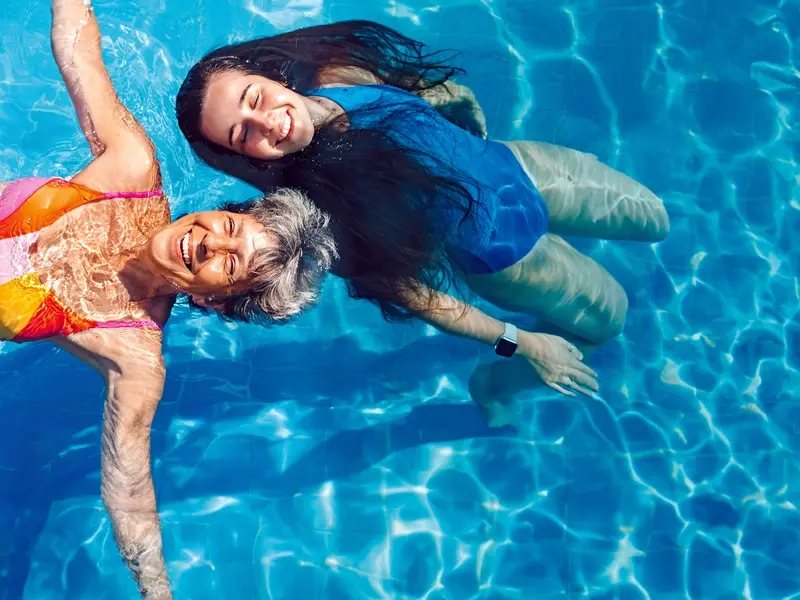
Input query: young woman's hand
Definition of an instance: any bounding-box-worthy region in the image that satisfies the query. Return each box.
[517,331,598,397]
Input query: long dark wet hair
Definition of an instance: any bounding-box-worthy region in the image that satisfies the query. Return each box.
[176,20,484,320]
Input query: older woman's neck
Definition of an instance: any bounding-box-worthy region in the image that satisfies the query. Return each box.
[118,254,178,301]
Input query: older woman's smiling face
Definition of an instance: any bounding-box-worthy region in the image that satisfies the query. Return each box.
[144,210,272,296]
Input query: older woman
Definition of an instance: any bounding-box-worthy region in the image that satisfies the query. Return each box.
[0,0,336,597]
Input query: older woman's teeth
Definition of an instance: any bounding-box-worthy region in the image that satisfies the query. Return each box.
[181,232,191,270]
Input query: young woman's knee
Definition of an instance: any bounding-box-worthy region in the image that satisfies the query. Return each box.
[605,287,629,340]
[581,281,629,344]
[641,190,671,242]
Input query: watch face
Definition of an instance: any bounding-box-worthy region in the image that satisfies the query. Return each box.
[495,336,517,358]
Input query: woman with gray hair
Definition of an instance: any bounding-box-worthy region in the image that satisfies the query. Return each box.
[0,0,334,598]
[185,188,338,322]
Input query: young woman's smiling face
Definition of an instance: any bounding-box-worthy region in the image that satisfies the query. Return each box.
[145,210,271,295]
[200,71,316,160]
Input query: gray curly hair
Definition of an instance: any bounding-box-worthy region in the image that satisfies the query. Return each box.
[210,188,338,323]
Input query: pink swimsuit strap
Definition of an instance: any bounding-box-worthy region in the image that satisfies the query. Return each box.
[102,189,164,200]
[95,319,162,331]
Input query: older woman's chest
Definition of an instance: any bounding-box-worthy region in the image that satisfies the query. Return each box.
[29,197,167,321]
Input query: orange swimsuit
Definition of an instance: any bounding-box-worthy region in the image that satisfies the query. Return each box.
[0,177,162,343]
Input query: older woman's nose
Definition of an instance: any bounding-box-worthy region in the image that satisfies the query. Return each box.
[202,232,238,255]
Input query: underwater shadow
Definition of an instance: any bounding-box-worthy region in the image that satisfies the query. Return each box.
[0,332,509,598]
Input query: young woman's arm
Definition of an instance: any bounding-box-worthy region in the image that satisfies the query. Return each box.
[400,285,598,397]
[56,330,172,600]
[51,0,158,190]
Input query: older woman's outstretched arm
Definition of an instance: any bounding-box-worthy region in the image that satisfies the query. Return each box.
[56,328,173,600]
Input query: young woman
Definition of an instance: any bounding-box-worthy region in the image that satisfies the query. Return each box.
[2,1,336,597]
[175,20,670,399]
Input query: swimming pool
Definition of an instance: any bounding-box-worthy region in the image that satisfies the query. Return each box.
[2,0,799,597]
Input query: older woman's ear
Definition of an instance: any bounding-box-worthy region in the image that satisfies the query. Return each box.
[190,294,226,311]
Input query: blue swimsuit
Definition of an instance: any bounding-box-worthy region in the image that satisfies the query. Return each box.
[305,84,548,275]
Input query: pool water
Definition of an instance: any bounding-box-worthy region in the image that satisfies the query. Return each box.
[2,0,799,598]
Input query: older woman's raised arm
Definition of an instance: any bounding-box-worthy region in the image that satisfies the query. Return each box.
[51,0,158,190]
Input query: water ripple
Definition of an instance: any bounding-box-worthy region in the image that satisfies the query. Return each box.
[1,0,799,598]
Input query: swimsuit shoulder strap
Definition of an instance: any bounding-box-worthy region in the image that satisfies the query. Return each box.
[99,188,165,200]
[94,318,163,332]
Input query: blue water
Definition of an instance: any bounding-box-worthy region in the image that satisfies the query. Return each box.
[1,0,799,598]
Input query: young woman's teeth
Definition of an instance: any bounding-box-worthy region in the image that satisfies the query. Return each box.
[180,232,191,270]
[277,113,291,143]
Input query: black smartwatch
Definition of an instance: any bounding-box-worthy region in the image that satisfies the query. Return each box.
[494,322,518,357]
